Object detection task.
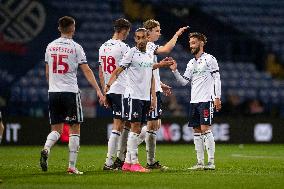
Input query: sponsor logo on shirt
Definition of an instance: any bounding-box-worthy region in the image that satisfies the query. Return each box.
[138,62,152,67]
[193,69,206,75]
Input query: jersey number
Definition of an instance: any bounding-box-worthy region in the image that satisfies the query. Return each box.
[51,54,69,74]
[100,56,116,74]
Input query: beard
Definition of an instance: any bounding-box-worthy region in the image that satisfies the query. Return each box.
[190,46,200,55]
[138,43,146,51]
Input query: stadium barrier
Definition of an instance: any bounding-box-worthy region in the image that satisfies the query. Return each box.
[2,116,284,145]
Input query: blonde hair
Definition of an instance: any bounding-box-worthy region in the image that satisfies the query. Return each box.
[143,19,160,30]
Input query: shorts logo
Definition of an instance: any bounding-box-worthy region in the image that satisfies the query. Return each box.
[124,113,129,118]
[158,109,163,116]
[115,111,121,116]
[203,109,209,118]
[65,116,77,122]
[133,112,139,118]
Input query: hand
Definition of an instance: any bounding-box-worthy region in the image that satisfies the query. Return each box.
[175,26,189,37]
[161,83,172,96]
[169,60,177,71]
[97,91,105,106]
[159,57,174,68]
[214,98,222,112]
[164,57,173,61]
[104,96,111,108]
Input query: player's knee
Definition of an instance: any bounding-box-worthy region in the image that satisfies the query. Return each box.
[51,128,63,135]
[0,122,4,130]
[147,120,156,130]
[124,121,131,129]
[113,119,123,131]
[131,122,141,133]
[69,124,80,134]
[157,119,161,130]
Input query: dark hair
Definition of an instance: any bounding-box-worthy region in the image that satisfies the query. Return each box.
[143,19,160,30]
[58,16,75,33]
[189,32,207,44]
[114,18,131,32]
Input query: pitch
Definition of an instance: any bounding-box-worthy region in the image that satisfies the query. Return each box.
[0,144,283,189]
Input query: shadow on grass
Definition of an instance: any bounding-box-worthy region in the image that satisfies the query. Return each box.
[1,171,68,180]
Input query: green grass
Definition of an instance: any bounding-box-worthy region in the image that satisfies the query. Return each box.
[0,144,283,189]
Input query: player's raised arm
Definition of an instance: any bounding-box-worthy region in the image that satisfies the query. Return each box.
[153,57,174,70]
[156,26,189,54]
[80,64,104,104]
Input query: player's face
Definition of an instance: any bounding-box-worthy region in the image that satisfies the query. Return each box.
[135,31,148,51]
[189,37,202,55]
[148,26,161,42]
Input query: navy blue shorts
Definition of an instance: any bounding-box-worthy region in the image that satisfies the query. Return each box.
[106,93,124,120]
[188,101,214,128]
[148,92,163,120]
[48,92,83,125]
[123,98,151,123]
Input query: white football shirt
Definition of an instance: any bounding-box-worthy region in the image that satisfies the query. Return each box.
[45,37,87,93]
[146,42,163,92]
[98,39,130,94]
[120,47,155,101]
[173,53,221,103]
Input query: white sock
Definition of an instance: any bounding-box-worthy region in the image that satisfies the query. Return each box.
[203,130,215,164]
[44,131,60,153]
[105,130,121,166]
[0,136,2,144]
[137,125,147,145]
[68,134,80,169]
[146,130,157,165]
[126,132,139,164]
[117,127,130,161]
[193,133,204,165]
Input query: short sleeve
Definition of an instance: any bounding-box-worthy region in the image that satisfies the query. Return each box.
[147,42,159,54]
[44,46,49,64]
[77,45,87,64]
[120,48,135,68]
[121,44,130,57]
[98,46,103,66]
[118,44,130,66]
[209,56,219,72]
